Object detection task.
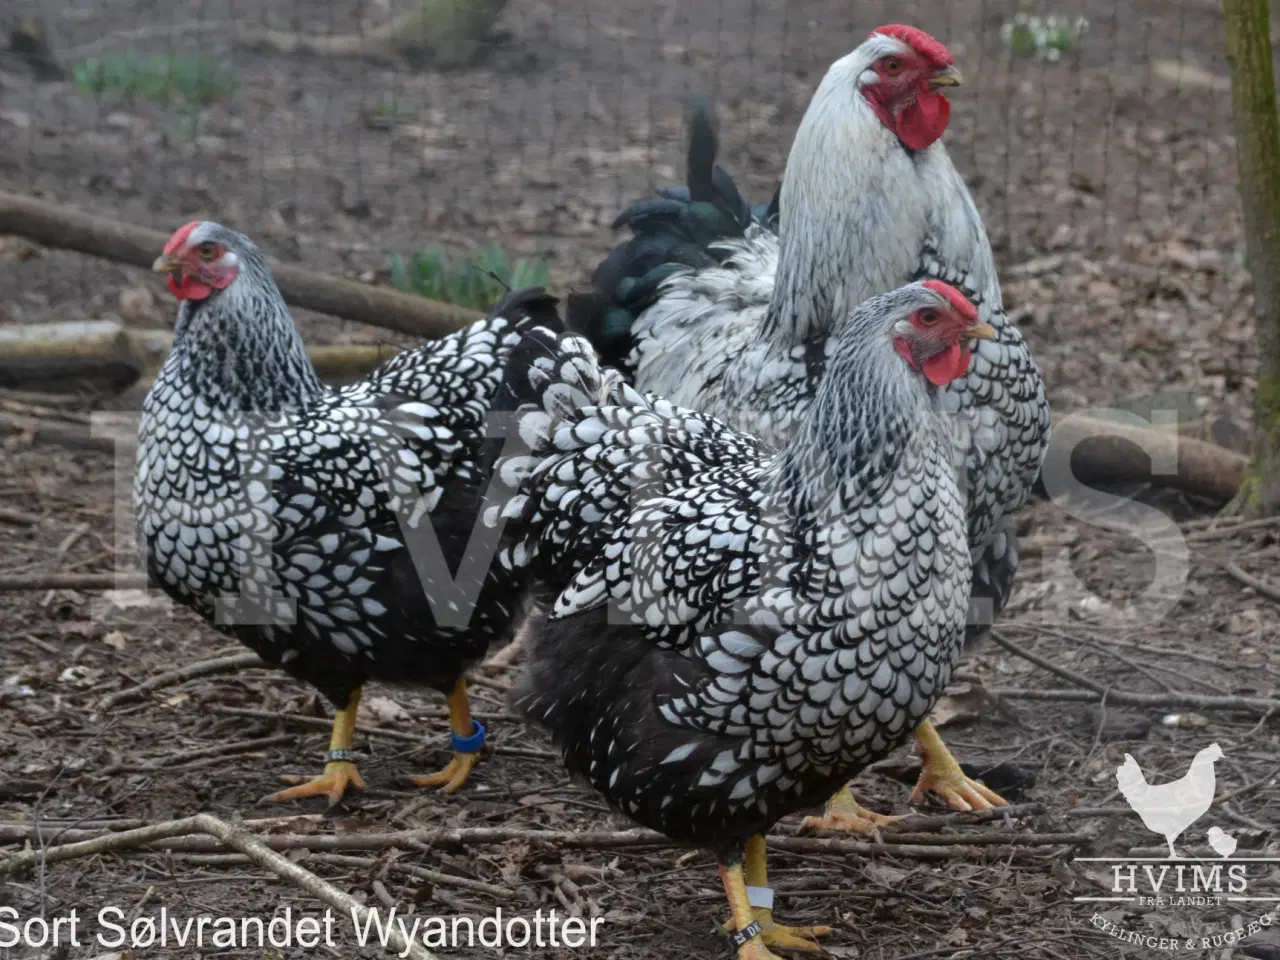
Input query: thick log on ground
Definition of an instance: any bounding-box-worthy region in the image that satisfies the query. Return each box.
[234,0,511,67]
[1045,411,1247,503]
[0,190,480,341]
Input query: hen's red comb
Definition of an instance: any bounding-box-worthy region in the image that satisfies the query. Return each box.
[921,280,978,321]
[869,25,953,67]
[163,220,202,254]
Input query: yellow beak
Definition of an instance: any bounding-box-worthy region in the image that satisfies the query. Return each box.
[152,253,180,274]
[966,322,997,342]
[931,65,964,88]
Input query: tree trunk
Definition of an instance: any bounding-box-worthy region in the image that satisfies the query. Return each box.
[1223,0,1280,514]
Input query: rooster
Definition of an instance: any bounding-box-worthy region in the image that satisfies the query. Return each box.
[493,280,995,958]
[136,220,557,804]
[1116,744,1224,859]
[569,25,1050,828]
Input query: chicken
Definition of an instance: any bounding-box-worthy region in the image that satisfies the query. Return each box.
[1115,744,1224,858]
[1206,826,1237,859]
[136,220,557,803]
[568,24,1050,826]
[492,280,994,958]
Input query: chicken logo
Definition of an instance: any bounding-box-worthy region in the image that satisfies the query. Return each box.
[1075,743,1278,952]
[1115,743,1231,859]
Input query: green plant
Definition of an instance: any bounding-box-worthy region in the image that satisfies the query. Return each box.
[72,53,235,105]
[1000,13,1089,61]
[390,243,551,310]
[374,94,412,118]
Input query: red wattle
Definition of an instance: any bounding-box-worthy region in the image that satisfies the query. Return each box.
[922,342,971,386]
[168,274,214,301]
[897,92,951,151]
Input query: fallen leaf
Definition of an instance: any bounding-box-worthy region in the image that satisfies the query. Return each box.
[365,695,409,724]
[102,631,127,650]
[930,683,991,728]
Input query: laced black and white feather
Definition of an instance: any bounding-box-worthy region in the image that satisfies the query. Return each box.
[495,284,974,845]
[135,221,553,699]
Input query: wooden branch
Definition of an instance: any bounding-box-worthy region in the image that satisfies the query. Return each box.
[0,189,480,341]
[0,817,1084,878]
[0,571,147,592]
[0,320,397,397]
[1224,560,1280,601]
[988,630,1106,694]
[190,815,437,960]
[0,804,1043,849]
[99,652,269,710]
[0,814,435,958]
[0,320,155,392]
[234,0,511,68]
[0,411,117,454]
[1047,411,1247,503]
[987,630,1280,714]
[987,687,1280,714]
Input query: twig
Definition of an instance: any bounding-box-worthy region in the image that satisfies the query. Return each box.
[1184,515,1280,543]
[987,687,1280,714]
[0,571,147,592]
[194,815,435,960]
[208,705,424,744]
[0,814,434,959]
[99,735,297,776]
[307,854,514,899]
[100,652,268,710]
[1224,561,1280,602]
[0,508,39,526]
[0,806,1041,849]
[0,818,1084,871]
[988,630,1106,693]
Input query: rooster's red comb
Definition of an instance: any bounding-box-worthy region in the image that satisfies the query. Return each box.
[921,280,978,322]
[163,220,203,254]
[869,25,953,67]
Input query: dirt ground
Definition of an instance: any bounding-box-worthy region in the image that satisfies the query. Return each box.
[0,0,1277,958]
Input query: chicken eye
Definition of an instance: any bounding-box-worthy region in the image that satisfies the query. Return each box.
[195,242,219,261]
[882,57,902,75]
[918,309,939,326]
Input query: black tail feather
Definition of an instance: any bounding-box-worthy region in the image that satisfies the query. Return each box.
[568,97,779,373]
[487,285,563,334]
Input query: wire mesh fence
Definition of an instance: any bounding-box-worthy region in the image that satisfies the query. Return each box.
[0,0,1256,414]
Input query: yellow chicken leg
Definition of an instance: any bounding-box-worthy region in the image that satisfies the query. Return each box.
[802,785,905,834]
[270,688,366,804]
[720,856,784,960]
[410,677,486,793]
[909,720,1007,811]
[721,835,833,952]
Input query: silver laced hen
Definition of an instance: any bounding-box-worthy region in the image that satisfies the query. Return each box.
[135,220,555,804]
[568,24,1050,824]
[493,281,993,960]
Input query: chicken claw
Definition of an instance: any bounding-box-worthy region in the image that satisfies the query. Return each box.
[271,759,366,805]
[910,720,1007,811]
[802,786,905,834]
[409,751,482,794]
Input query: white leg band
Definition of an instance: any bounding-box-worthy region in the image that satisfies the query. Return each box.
[746,885,774,910]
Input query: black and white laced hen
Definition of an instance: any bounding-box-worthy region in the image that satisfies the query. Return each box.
[569,24,1050,826]
[135,220,555,803]
[492,281,993,959]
